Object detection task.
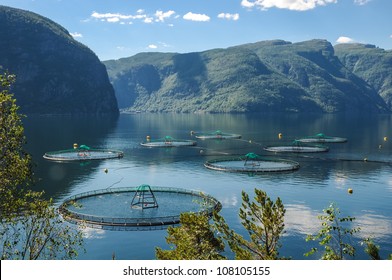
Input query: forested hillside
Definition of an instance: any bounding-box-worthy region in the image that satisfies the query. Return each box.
[104,39,390,114]
[0,5,118,114]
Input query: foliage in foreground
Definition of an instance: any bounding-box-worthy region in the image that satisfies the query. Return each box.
[304,203,361,260]
[214,189,286,260]
[362,238,392,260]
[156,189,286,260]
[156,186,390,260]
[0,71,84,259]
[155,212,226,260]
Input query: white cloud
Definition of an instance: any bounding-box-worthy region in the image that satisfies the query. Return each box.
[241,0,337,11]
[354,0,372,5]
[183,12,210,22]
[241,0,256,8]
[144,17,154,24]
[146,42,172,51]
[218,13,240,21]
[91,12,133,20]
[107,17,120,23]
[70,32,83,38]
[91,10,176,24]
[82,227,106,239]
[356,213,392,239]
[155,10,176,22]
[148,44,158,49]
[284,204,320,236]
[336,36,355,44]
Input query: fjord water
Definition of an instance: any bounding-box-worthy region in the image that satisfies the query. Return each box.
[23,113,392,260]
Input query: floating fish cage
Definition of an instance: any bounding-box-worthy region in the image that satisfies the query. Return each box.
[140,136,196,147]
[58,185,221,231]
[194,130,241,140]
[204,152,300,173]
[43,144,123,161]
[264,140,329,153]
[296,133,347,143]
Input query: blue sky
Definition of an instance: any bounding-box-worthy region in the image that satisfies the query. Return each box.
[1,0,392,60]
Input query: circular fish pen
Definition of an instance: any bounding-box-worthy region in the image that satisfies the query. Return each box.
[194,130,241,140]
[140,136,196,147]
[58,185,221,231]
[204,152,300,173]
[264,140,329,153]
[43,144,123,162]
[296,133,347,143]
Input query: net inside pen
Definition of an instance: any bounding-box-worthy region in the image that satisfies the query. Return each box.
[264,140,329,153]
[296,133,347,143]
[194,130,241,140]
[59,186,221,231]
[204,153,300,172]
[43,149,124,161]
[263,145,329,153]
[140,136,196,147]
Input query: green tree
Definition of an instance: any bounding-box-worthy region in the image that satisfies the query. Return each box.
[305,203,360,260]
[155,212,226,260]
[362,238,392,260]
[0,72,32,206]
[214,189,286,260]
[0,71,84,259]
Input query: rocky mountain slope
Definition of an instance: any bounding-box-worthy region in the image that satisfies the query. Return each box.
[104,39,389,114]
[0,5,118,114]
[335,43,392,108]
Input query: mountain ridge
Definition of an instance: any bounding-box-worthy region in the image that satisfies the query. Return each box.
[104,39,390,114]
[0,5,118,114]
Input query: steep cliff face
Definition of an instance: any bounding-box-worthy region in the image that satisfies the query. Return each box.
[243,39,388,113]
[335,43,392,109]
[0,5,118,114]
[104,39,389,114]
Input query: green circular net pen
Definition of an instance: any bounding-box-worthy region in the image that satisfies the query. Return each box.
[43,144,123,161]
[204,152,300,173]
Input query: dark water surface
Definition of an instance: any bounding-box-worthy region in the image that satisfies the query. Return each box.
[23,113,392,260]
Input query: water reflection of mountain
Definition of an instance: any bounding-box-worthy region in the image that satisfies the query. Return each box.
[105,113,392,182]
[20,113,392,260]
[23,114,119,199]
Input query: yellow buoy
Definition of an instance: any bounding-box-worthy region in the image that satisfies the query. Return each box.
[73,143,78,149]
[278,133,283,139]
[347,188,353,194]
[384,136,388,142]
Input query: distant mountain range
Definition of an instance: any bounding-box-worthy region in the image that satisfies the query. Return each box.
[1,5,391,115]
[104,39,392,114]
[0,5,118,114]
